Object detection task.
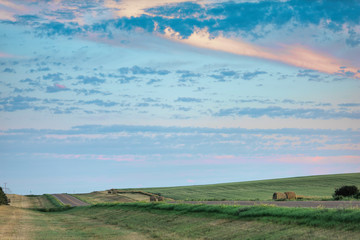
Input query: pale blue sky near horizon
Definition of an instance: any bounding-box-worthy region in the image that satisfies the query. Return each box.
[0,0,359,194]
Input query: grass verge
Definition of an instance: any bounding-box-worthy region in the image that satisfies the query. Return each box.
[39,194,72,212]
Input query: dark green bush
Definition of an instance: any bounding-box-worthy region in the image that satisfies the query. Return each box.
[333,185,359,198]
[354,192,360,199]
[0,187,9,205]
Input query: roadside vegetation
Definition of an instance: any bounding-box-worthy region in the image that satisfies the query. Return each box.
[43,194,64,208]
[132,173,360,200]
[0,187,9,205]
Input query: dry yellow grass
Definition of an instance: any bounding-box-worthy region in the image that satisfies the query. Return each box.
[7,194,55,209]
[1,195,150,240]
[0,205,37,239]
[120,193,150,202]
[8,194,36,208]
[73,191,151,204]
[0,194,49,239]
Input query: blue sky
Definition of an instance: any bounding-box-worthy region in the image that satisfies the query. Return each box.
[0,0,359,194]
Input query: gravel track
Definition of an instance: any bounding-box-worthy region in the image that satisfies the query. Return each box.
[52,194,89,207]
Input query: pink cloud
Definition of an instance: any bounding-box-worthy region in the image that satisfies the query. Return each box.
[165,154,360,167]
[214,155,236,159]
[55,83,67,89]
[104,0,195,18]
[0,0,30,21]
[163,28,360,78]
[268,155,360,164]
[47,83,69,93]
[0,0,26,11]
[0,52,15,58]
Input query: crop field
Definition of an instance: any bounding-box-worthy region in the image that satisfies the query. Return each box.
[1,173,360,239]
[132,173,360,200]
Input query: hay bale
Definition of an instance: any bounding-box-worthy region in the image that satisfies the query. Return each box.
[273,192,286,200]
[157,196,165,201]
[285,191,296,200]
[150,195,157,202]
[108,189,117,194]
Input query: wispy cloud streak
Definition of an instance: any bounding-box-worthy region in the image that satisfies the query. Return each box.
[164,28,360,78]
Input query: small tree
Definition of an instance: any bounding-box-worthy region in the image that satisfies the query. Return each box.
[0,187,9,205]
[333,185,359,199]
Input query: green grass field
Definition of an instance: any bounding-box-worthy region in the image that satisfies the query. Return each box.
[2,173,360,239]
[131,173,360,200]
[2,200,360,239]
[30,203,360,239]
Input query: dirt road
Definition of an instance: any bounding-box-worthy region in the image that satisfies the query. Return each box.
[52,194,89,206]
[169,200,360,208]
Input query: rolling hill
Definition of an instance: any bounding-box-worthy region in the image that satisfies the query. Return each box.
[130,173,360,201]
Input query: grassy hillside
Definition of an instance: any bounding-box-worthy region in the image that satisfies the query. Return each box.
[3,201,358,240]
[131,173,360,200]
[29,203,360,239]
[2,174,360,240]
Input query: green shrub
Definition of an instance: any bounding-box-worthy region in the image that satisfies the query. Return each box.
[333,185,359,198]
[44,194,64,208]
[354,192,360,199]
[0,187,9,205]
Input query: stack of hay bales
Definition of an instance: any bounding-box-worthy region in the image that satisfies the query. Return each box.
[273,192,287,200]
[108,189,117,194]
[273,191,297,200]
[149,195,165,202]
[157,196,165,201]
[150,195,157,202]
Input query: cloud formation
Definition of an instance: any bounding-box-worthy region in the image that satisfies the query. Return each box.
[118,65,170,75]
[164,28,360,78]
[215,106,360,119]
[76,75,105,85]
[3,0,358,78]
[1,0,359,194]
[46,84,69,93]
